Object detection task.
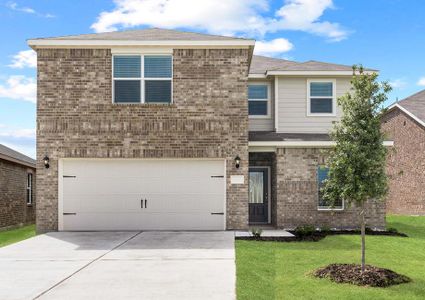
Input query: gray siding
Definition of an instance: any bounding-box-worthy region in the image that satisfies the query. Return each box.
[248,79,275,131]
[277,77,351,133]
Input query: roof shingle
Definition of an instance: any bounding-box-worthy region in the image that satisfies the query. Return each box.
[394,89,425,125]
[0,144,36,167]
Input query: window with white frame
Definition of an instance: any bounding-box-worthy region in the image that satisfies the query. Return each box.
[26,173,33,205]
[317,166,343,210]
[113,55,172,103]
[307,79,336,116]
[248,83,270,117]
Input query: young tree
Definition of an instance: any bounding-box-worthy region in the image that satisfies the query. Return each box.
[322,65,392,273]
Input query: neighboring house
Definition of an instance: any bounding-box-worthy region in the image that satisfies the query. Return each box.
[382,90,425,215]
[0,144,36,229]
[28,28,385,232]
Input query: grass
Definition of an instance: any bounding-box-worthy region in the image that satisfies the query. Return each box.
[236,215,425,300]
[0,224,36,248]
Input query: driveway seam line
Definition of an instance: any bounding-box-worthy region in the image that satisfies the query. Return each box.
[32,231,143,300]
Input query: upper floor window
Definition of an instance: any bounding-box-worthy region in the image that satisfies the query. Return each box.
[317,166,343,210]
[307,79,336,116]
[113,55,172,104]
[27,173,33,205]
[248,83,271,118]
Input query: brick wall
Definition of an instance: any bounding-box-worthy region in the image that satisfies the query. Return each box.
[275,148,385,229]
[36,48,250,232]
[382,108,425,215]
[0,159,36,228]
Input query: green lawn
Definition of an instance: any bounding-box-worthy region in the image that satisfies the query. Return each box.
[236,215,425,300]
[0,224,36,248]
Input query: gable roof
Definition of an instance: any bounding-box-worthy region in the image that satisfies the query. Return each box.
[28,28,255,47]
[249,55,377,75]
[389,89,425,128]
[0,144,36,168]
[29,28,251,41]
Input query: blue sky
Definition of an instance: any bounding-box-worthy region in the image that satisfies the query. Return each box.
[0,0,424,158]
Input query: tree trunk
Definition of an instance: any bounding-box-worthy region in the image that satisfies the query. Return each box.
[360,202,366,273]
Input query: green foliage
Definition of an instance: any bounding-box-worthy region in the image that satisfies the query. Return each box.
[294,225,316,236]
[387,227,399,234]
[322,65,392,206]
[250,227,263,238]
[320,225,332,233]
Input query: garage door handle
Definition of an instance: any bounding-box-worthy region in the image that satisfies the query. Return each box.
[145,199,147,208]
[63,212,76,215]
[141,199,143,209]
[211,212,224,215]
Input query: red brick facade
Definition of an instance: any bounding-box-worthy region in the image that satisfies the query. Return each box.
[382,108,425,215]
[0,159,36,228]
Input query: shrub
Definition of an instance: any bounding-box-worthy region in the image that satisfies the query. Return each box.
[250,227,263,238]
[294,225,316,236]
[387,227,398,233]
[320,225,331,233]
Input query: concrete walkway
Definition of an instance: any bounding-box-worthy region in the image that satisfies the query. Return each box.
[0,231,235,300]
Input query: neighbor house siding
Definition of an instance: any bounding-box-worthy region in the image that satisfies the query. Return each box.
[276,77,351,133]
[275,147,385,229]
[382,108,425,215]
[0,159,36,228]
[248,79,274,131]
[36,48,250,232]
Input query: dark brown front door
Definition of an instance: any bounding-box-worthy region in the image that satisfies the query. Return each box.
[249,167,269,224]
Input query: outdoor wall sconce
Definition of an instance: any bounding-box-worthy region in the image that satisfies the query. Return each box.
[235,155,241,169]
[43,155,50,169]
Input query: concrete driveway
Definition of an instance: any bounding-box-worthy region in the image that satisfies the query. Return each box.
[0,231,235,300]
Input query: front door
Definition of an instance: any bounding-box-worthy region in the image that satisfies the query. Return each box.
[249,167,269,224]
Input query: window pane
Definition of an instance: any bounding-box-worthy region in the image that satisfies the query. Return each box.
[249,101,268,115]
[318,166,343,208]
[310,82,333,97]
[311,98,333,113]
[113,56,141,78]
[249,172,264,204]
[248,85,268,99]
[144,56,172,78]
[145,80,171,103]
[114,80,141,103]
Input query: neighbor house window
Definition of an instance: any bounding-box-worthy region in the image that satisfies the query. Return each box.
[26,173,33,205]
[113,55,172,103]
[317,166,343,210]
[307,79,336,116]
[248,83,270,118]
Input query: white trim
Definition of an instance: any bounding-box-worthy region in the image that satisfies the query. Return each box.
[248,73,268,79]
[112,54,173,104]
[389,103,425,128]
[266,70,377,76]
[307,79,337,117]
[274,76,279,131]
[58,159,64,231]
[28,39,255,48]
[26,173,33,205]
[249,166,271,224]
[248,82,271,119]
[249,140,394,148]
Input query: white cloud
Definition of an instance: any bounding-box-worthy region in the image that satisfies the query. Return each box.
[6,1,55,18]
[273,0,347,41]
[417,77,425,86]
[91,0,348,41]
[389,78,407,89]
[0,75,36,103]
[0,126,36,158]
[9,50,37,68]
[254,38,294,56]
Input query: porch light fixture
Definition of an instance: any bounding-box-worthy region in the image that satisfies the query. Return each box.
[235,155,241,169]
[43,155,50,169]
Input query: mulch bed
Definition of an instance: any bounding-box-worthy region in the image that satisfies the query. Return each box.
[313,263,411,287]
[235,229,407,242]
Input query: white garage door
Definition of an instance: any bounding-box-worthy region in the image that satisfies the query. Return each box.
[60,159,226,231]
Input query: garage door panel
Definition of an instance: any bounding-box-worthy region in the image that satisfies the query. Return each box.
[61,159,226,231]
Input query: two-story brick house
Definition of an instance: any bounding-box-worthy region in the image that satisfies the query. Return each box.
[28,28,385,232]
